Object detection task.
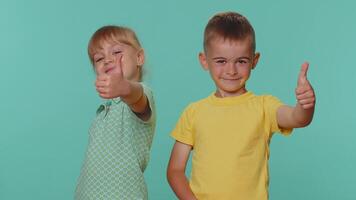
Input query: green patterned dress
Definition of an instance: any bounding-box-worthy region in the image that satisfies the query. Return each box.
[75,84,156,200]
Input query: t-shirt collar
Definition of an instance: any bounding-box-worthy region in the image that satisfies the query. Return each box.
[208,91,254,105]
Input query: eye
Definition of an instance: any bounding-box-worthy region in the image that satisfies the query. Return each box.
[237,59,250,67]
[113,50,122,55]
[95,57,103,63]
[238,60,248,64]
[215,60,227,64]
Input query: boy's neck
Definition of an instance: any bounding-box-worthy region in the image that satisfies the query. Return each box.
[214,88,248,98]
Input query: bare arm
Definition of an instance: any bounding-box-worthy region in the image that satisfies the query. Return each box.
[277,62,315,129]
[167,141,197,200]
[277,104,314,128]
[120,81,151,121]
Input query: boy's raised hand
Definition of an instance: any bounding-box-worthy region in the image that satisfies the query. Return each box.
[295,62,315,109]
[95,55,130,99]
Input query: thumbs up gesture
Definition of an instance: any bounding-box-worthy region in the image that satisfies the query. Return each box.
[295,62,315,109]
[95,55,130,99]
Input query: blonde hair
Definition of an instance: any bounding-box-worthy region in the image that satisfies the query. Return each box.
[88,25,142,64]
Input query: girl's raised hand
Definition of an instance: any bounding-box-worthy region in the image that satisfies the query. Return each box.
[95,55,130,99]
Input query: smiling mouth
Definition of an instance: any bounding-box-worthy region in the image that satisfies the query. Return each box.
[105,67,115,74]
[222,78,240,81]
[221,78,246,86]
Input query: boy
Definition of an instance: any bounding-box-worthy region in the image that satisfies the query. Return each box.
[167,12,315,200]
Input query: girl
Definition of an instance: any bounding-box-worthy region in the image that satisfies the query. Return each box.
[75,26,156,200]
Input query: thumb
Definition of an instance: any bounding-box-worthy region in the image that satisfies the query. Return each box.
[298,62,309,86]
[114,55,123,75]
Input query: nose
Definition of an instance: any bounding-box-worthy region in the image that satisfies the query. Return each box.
[104,55,114,65]
[226,62,238,75]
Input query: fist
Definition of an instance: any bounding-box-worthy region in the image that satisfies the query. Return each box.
[295,62,315,109]
[95,55,129,99]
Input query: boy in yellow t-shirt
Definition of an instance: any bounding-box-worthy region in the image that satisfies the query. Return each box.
[167,12,315,200]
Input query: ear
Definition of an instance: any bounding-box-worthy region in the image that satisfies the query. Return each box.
[136,48,145,66]
[251,52,260,70]
[199,52,209,71]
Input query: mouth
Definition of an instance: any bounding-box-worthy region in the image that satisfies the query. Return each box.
[221,78,246,86]
[105,66,115,74]
[222,77,240,81]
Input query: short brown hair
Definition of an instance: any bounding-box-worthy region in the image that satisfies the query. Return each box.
[203,12,256,53]
[88,25,142,64]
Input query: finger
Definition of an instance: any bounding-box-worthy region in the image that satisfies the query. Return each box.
[296,91,314,100]
[299,62,309,79]
[298,62,309,86]
[302,103,315,110]
[96,86,107,93]
[298,97,315,105]
[99,93,109,99]
[99,92,113,99]
[95,80,108,87]
[96,87,108,94]
[295,86,311,95]
[99,93,107,99]
[297,94,315,101]
[97,74,109,81]
[96,88,104,94]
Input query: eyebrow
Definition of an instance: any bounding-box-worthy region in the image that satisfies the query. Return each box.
[95,43,124,51]
[93,51,103,56]
[93,49,104,56]
[93,44,123,55]
[212,56,251,60]
[212,57,226,60]
[93,53,104,59]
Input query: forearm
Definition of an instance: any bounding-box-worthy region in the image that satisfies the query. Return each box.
[120,81,149,114]
[167,170,197,200]
[291,103,315,127]
[278,62,315,129]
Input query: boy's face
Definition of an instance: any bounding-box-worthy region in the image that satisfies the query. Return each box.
[92,40,144,81]
[199,38,260,97]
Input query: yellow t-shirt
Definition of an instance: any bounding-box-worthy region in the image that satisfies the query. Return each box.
[171,91,292,200]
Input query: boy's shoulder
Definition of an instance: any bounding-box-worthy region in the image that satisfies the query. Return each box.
[184,94,212,109]
[177,95,211,117]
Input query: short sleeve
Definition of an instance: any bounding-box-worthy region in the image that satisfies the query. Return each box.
[141,83,156,124]
[264,95,293,136]
[170,104,195,146]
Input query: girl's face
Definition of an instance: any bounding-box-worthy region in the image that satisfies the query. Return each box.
[92,40,144,81]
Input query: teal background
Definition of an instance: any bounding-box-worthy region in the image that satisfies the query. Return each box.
[1,0,355,199]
